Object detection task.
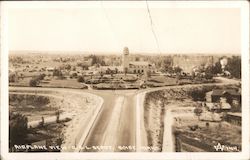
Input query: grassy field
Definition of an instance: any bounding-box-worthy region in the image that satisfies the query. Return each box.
[10,78,87,89]
[40,79,87,89]
[9,94,61,121]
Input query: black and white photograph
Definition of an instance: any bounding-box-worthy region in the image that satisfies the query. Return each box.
[0,1,249,160]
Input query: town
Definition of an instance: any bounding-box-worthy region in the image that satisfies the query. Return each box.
[9,47,241,152]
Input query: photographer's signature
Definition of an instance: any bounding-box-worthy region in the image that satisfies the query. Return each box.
[214,143,239,152]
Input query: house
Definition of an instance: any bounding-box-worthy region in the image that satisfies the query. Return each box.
[225,112,241,126]
[46,67,54,72]
[205,102,231,112]
[206,89,241,104]
[128,61,150,74]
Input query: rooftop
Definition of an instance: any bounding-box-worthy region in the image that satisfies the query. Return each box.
[227,112,242,117]
[211,89,241,96]
[129,61,149,66]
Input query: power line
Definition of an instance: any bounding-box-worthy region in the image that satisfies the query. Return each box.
[100,1,122,50]
[145,0,162,55]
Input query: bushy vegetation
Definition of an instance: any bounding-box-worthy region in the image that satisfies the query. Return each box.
[29,73,46,87]
[77,76,85,83]
[53,69,63,78]
[9,94,50,107]
[225,56,241,79]
[9,113,28,148]
[187,86,214,101]
[29,78,39,87]
[9,73,17,83]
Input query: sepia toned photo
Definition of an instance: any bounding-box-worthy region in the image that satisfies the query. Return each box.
[1,1,249,160]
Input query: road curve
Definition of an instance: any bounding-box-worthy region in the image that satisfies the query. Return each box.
[9,77,240,152]
[80,90,137,152]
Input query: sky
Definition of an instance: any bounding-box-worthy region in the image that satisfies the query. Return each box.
[8,3,241,54]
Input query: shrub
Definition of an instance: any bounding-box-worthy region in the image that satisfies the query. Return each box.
[71,73,78,78]
[9,113,28,148]
[29,78,39,87]
[187,88,205,101]
[194,106,203,121]
[9,73,17,83]
[77,76,85,83]
[38,73,46,80]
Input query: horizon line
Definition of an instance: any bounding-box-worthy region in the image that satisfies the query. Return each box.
[9,50,241,56]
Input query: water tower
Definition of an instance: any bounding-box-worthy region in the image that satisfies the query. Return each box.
[122,47,129,72]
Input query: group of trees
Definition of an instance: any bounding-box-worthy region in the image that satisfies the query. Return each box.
[224,56,241,79]
[89,55,106,66]
[9,113,28,148]
[59,64,72,70]
[76,55,106,70]
[206,56,241,79]
[29,73,46,87]
[77,76,85,83]
[9,56,28,64]
[77,62,89,70]
[9,73,17,83]
[106,68,119,76]
[159,55,241,79]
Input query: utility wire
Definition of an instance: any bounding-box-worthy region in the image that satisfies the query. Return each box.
[145,0,162,55]
[100,1,122,51]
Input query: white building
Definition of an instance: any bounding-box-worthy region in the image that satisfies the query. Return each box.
[122,47,154,74]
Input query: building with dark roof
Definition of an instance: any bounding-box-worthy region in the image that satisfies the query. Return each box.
[206,89,241,104]
[225,112,241,126]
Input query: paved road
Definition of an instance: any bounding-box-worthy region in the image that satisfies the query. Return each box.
[80,90,137,152]
[10,87,137,152]
[9,77,240,152]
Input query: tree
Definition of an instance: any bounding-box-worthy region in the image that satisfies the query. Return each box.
[77,76,85,83]
[38,73,46,80]
[212,61,222,75]
[20,73,24,80]
[124,67,128,76]
[204,65,214,79]
[191,71,195,80]
[56,110,60,123]
[225,56,241,78]
[53,68,63,79]
[64,64,71,70]
[194,106,203,121]
[106,68,111,74]
[146,70,151,78]
[89,55,106,66]
[115,68,118,74]
[77,62,89,70]
[9,113,28,148]
[161,58,173,73]
[173,66,182,74]
[39,116,44,127]
[188,88,206,101]
[100,72,104,79]
[71,73,78,78]
[29,78,39,87]
[53,69,62,77]
[9,73,17,83]
[135,57,140,61]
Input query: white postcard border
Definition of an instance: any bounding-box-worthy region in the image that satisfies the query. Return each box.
[1,1,249,160]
